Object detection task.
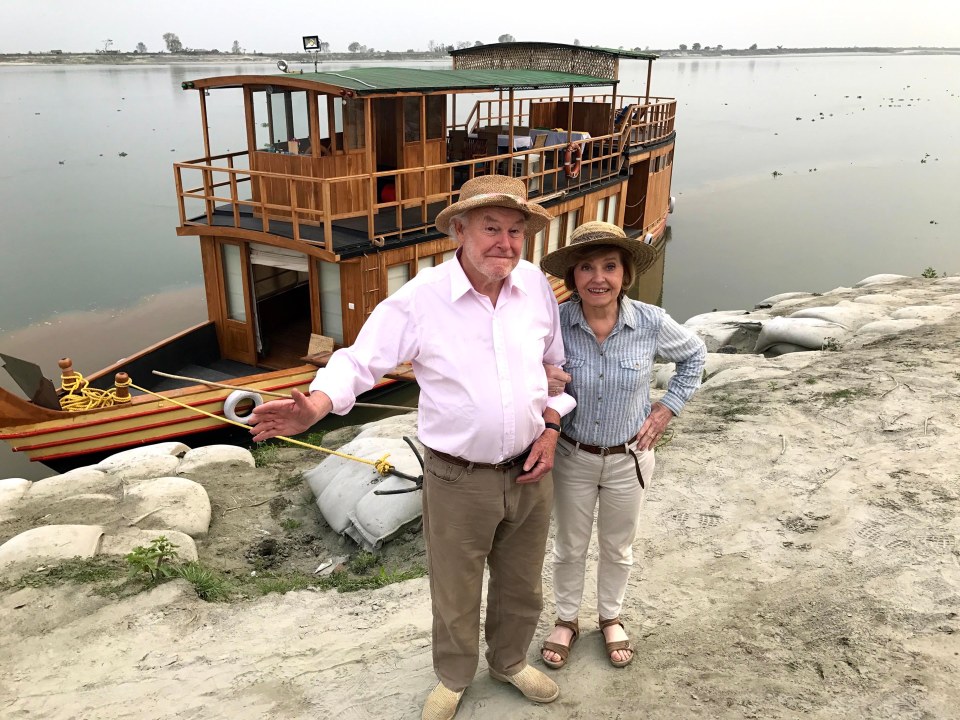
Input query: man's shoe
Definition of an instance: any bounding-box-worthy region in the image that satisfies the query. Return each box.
[421,682,464,720]
[488,664,560,703]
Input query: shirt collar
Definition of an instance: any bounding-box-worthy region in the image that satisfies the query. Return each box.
[449,249,526,302]
[569,297,636,331]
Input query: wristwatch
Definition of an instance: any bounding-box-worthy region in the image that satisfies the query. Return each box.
[544,422,561,433]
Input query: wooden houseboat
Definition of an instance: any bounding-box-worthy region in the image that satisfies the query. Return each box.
[0,41,677,471]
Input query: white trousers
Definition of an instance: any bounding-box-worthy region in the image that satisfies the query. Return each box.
[551,436,655,621]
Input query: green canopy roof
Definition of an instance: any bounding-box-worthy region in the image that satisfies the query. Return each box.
[185,67,616,95]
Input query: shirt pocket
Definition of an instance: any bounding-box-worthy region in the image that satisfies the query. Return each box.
[619,356,651,392]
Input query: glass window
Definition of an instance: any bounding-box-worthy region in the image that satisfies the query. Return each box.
[442,251,457,263]
[547,216,561,253]
[596,197,607,222]
[387,263,411,296]
[404,97,422,143]
[417,257,434,274]
[564,210,578,247]
[341,98,366,150]
[426,95,444,139]
[318,261,343,345]
[531,229,545,263]
[607,194,618,223]
[221,244,246,321]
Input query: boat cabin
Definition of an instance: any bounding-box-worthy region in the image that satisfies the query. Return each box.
[174,42,677,370]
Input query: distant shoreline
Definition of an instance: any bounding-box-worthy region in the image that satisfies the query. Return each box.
[2,47,959,66]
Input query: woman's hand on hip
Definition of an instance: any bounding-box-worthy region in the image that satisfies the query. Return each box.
[636,402,673,451]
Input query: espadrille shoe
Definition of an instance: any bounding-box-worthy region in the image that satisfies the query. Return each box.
[421,682,464,720]
[488,664,560,703]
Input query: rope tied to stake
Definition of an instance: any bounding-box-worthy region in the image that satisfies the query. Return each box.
[126,380,424,493]
[59,371,132,411]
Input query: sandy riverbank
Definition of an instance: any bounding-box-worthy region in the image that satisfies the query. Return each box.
[1,274,959,719]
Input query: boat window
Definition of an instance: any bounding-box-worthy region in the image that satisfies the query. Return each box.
[403,96,444,143]
[607,194,618,224]
[335,97,366,151]
[417,257,434,273]
[318,261,343,345]
[403,97,421,143]
[387,263,411,296]
[252,88,311,154]
[221,244,246,322]
[531,229,545,263]
[546,216,562,254]
[564,211,579,248]
[426,96,444,139]
[442,251,456,263]
[595,197,607,222]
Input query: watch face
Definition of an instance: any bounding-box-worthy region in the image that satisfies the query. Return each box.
[303,35,320,50]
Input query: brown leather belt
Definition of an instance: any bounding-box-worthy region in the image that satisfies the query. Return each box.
[427,446,531,471]
[560,431,637,456]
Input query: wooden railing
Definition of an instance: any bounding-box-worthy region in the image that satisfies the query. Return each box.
[174,112,674,252]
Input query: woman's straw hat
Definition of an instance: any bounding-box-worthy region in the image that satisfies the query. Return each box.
[435,176,553,237]
[540,220,658,278]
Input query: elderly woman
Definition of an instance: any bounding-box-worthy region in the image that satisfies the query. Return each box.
[538,221,706,669]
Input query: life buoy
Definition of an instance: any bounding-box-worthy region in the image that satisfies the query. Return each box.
[223,390,263,424]
[563,143,583,179]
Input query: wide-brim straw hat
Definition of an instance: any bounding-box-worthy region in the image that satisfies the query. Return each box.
[540,220,658,278]
[435,175,553,237]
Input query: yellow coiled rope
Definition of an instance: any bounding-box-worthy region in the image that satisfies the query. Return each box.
[59,372,132,412]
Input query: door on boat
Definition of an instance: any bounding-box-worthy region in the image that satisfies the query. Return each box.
[248,244,313,370]
[216,241,258,366]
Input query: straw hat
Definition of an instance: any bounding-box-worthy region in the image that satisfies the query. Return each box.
[540,221,658,278]
[435,175,553,237]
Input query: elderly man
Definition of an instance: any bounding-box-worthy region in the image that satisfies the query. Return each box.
[248,176,575,720]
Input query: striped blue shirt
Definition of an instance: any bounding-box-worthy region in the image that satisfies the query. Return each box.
[560,298,707,447]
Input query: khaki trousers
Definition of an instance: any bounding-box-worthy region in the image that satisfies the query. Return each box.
[421,449,553,691]
[551,437,655,621]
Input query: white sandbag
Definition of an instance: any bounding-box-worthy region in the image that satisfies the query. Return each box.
[123,477,212,538]
[853,293,904,306]
[178,445,255,474]
[94,442,190,472]
[96,454,183,482]
[345,474,423,551]
[0,478,31,522]
[854,274,910,287]
[890,305,956,322]
[933,276,960,285]
[855,318,925,336]
[701,365,794,389]
[788,302,889,331]
[317,438,423,534]
[99,528,198,562]
[0,524,104,578]
[26,467,120,500]
[684,310,768,353]
[755,316,851,354]
[305,436,414,500]
[353,413,419,442]
[755,291,814,307]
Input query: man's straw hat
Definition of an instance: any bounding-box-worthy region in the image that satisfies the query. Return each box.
[540,221,658,278]
[435,175,553,237]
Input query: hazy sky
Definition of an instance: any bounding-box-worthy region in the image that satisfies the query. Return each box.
[2,0,959,54]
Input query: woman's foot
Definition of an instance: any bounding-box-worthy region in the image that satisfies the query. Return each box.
[540,618,579,669]
[599,617,634,667]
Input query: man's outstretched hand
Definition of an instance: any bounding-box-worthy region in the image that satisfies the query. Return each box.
[248,389,332,442]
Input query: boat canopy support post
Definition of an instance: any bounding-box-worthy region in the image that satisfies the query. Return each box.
[566,86,575,144]
[645,59,653,105]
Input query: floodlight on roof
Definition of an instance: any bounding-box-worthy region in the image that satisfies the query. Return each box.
[302,36,320,51]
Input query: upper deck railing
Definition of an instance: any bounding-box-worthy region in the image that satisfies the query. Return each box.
[174,97,677,258]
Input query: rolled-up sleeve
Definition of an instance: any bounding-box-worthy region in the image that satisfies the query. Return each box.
[656,314,707,416]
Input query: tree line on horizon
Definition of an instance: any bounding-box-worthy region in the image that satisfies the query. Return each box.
[14,33,953,57]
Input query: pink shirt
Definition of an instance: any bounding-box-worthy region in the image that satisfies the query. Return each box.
[310,256,575,463]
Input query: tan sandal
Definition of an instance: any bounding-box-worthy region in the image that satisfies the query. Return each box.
[599,617,634,668]
[540,618,579,669]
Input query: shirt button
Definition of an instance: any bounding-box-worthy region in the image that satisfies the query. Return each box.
[599,373,604,378]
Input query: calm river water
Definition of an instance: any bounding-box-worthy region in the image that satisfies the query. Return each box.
[1,54,958,478]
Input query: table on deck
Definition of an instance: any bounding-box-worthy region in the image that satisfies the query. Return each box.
[529,129,592,147]
[468,132,533,151]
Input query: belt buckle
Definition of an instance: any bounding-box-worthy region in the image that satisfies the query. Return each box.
[598,446,611,456]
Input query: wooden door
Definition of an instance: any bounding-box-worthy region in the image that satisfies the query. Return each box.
[217,241,258,365]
